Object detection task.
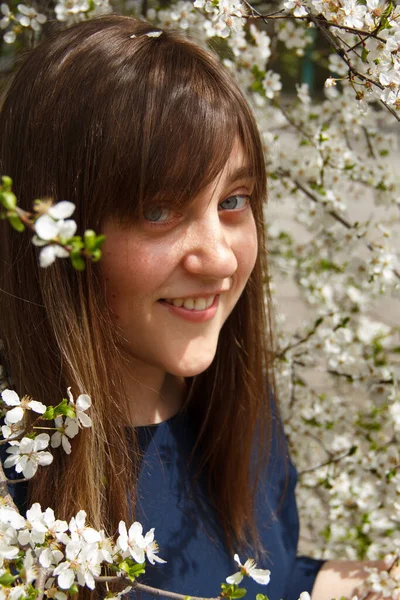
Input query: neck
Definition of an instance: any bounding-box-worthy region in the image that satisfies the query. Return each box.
[119,352,185,426]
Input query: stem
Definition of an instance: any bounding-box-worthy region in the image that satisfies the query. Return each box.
[244,3,400,121]
[7,477,31,484]
[298,446,356,475]
[244,10,385,41]
[277,168,400,282]
[95,578,220,600]
[35,567,52,600]
[277,315,327,358]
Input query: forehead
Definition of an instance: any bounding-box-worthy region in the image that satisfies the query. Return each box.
[203,139,255,193]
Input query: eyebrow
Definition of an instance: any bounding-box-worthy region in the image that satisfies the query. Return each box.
[225,166,256,184]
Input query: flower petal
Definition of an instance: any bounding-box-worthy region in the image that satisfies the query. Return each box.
[57,567,75,590]
[58,219,77,240]
[78,412,92,428]
[5,406,24,424]
[39,245,57,268]
[226,572,243,585]
[37,452,54,467]
[1,389,20,406]
[250,568,271,585]
[22,459,38,479]
[34,215,59,240]
[28,400,47,414]
[34,433,50,451]
[76,394,91,411]
[61,435,72,455]
[48,201,76,220]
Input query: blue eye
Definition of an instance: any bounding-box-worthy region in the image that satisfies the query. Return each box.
[144,207,172,223]
[219,195,249,211]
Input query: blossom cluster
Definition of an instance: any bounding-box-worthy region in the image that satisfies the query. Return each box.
[0,502,164,596]
[0,180,105,270]
[1,387,92,478]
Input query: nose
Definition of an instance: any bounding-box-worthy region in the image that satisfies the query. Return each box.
[181,213,238,280]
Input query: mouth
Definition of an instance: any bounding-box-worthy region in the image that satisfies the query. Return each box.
[158,295,217,312]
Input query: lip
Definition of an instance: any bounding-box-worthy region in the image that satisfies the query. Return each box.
[158,295,219,323]
[160,289,227,300]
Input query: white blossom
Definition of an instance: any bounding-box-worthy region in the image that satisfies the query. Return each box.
[116,521,165,565]
[4,433,53,478]
[51,415,79,454]
[262,70,282,99]
[226,553,270,585]
[1,388,46,426]
[66,387,92,428]
[16,3,46,30]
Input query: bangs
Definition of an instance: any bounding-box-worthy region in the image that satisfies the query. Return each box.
[89,27,266,225]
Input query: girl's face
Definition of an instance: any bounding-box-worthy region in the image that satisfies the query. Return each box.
[101,140,258,378]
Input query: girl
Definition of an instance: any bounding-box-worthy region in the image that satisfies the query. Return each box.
[0,15,386,600]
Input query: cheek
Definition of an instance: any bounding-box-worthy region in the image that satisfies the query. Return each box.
[238,223,258,281]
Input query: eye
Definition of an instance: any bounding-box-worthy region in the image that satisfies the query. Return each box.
[219,195,250,211]
[144,207,172,223]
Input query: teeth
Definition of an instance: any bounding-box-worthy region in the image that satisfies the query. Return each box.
[164,296,216,311]
[205,296,214,309]
[183,298,194,310]
[194,298,206,311]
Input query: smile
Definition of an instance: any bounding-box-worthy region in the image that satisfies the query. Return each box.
[158,295,219,323]
[162,296,216,311]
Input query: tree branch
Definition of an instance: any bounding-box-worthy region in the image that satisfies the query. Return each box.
[276,168,400,282]
[95,578,220,600]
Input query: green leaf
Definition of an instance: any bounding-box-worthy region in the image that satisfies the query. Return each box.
[8,213,25,232]
[41,406,55,420]
[128,562,146,578]
[256,595,269,600]
[230,588,246,599]
[361,47,369,63]
[84,229,97,251]
[90,248,102,262]
[0,191,17,210]
[0,570,17,586]
[220,584,247,599]
[71,253,86,271]
[119,560,146,581]
[93,234,106,250]
[54,398,76,418]
[1,175,13,190]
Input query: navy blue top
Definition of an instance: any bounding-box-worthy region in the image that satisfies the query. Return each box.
[4,409,324,600]
[134,410,324,600]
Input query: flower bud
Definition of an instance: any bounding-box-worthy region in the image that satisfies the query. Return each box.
[1,191,17,210]
[1,175,13,190]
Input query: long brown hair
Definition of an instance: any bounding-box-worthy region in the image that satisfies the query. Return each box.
[0,14,277,564]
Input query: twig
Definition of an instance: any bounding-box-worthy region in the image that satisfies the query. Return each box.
[95,578,220,600]
[244,9,385,41]
[35,567,52,600]
[362,126,376,160]
[298,446,356,475]
[277,168,400,281]
[277,316,326,358]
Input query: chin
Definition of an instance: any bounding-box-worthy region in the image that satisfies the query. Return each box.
[168,351,216,378]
